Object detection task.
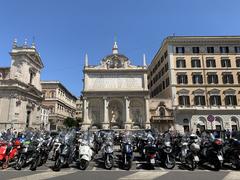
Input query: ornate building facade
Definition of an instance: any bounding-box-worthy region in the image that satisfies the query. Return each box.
[148,36,240,133]
[41,81,77,130]
[82,42,150,130]
[0,40,44,131]
[75,96,83,120]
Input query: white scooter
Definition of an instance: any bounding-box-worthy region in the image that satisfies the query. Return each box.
[78,134,93,170]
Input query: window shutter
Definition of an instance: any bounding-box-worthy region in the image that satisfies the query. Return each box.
[221,60,225,67]
[225,96,229,105]
[199,76,203,84]
[202,96,206,105]
[192,76,196,84]
[215,75,218,84]
[179,96,183,105]
[186,96,190,106]
[220,47,223,53]
[185,75,188,84]
[191,60,194,67]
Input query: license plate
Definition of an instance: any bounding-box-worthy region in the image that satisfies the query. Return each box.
[150,159,155,164]
[194,156,199,162]
[217,155,223,161]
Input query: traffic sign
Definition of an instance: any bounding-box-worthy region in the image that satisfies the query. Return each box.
[207,115,215,122]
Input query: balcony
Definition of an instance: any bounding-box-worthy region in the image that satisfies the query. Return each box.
[150,116,174,122]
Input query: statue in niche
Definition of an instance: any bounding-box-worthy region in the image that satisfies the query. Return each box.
[111,106,119,123]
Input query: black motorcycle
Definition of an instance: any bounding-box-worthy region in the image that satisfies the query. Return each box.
[157,133,175,169]
[53,129,76,171]
[30,134,53,171]
[15,132,39,170]
[200,137,224,170]
[223,138,240,169]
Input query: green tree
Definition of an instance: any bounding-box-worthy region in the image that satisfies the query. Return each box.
[63,117,77,128]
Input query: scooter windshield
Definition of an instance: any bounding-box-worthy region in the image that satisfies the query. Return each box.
[122,132,132,144]
[64,129,76,145]
[164,133,171,143]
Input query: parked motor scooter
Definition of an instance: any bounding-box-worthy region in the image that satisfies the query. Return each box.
[78,131,93,170]
[121,132,133,170]
[157,132,175,169]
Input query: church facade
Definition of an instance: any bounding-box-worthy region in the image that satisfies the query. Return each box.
[81,42,150,130]
[0,40,44,131]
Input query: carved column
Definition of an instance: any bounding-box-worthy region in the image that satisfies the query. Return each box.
[145,96,151,129]
[81,97,90,130]
[102,97,109,129]
[124,96,131,129]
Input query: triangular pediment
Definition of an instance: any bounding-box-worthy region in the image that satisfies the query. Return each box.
[27,53,44,69]
[26,85,42,97]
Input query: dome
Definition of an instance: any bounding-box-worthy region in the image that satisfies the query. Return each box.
[100,41,130,69]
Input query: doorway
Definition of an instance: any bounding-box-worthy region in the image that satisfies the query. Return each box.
[26,111,31,128]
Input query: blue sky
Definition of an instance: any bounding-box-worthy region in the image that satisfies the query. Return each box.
[0,0,240,97]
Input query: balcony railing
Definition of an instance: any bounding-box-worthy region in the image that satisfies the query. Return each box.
[150,116,174,122]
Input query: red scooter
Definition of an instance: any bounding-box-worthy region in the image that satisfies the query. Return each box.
[0,138,20,169]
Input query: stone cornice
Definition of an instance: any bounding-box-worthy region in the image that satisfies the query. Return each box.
[0,86,42,101]
[82,90,149,97]
[83,68,147,73]
[0,79,43,100]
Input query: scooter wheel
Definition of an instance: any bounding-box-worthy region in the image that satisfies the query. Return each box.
[214,161,222,171]
[79,159,89,170]
[53,158,62,171]
[105,156,114,170]
[2,162,8,169]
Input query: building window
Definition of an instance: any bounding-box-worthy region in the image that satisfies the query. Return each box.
[194,96,206,106]
[221,59,231,67]
[222,74,234,84]
[191,59,201,68]
[207,47,214,53]
[165,63,169,71]
[164,51,168,58]
[207,74,218,84]
[238,75,240,83]
[235,46,240,53]
[192,47,200,53]
[210,95,221,106]
[162,81,165,89]
[225,95,237,106]
[30,72,34,84]
[192,74,203,84]
[236,58,240,67]
[206,59,216,67]
[184,125,190,132]
[176,59,186,68]
[220,46,229,53]
[159,107,165,117]
[177,75,188,84]
[166,77,170,87]
[176,47,185,53]
[179,96,190,106]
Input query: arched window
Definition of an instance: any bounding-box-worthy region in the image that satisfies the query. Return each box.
[50,91,55,98]
[159,107,165,117]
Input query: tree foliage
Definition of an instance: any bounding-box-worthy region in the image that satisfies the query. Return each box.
[63,117,78,128]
